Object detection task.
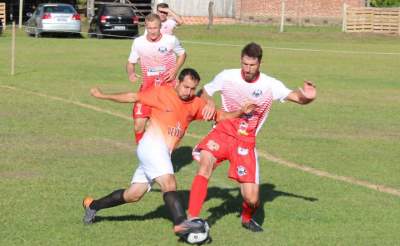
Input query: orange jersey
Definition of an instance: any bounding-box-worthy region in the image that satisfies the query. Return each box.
[137,86,207,151]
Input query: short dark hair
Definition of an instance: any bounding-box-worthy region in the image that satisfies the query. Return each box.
[178,68,201,82]
[157,3,169,9]
[241,42,263,62]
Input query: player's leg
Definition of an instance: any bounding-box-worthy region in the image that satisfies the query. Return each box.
[240,182,263,231]
[187,150,216,218]
[133,118,147,143]
[154,173,204,236]
[132,102,150,143]
[82,182,149,224]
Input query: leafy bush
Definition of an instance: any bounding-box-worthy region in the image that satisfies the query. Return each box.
[370,0,400,7]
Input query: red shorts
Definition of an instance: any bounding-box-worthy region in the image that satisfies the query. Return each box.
[132,102,151,119]
[193,129,258,184]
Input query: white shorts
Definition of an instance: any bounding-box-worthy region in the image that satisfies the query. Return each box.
[131,133,174,185]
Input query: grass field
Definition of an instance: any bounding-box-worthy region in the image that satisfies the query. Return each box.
[1,24,400,245]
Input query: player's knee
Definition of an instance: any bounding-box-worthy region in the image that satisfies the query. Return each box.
[197,151,215,178]
[158,176,177,192]
[134,121,146,132]
[123,190,143,203]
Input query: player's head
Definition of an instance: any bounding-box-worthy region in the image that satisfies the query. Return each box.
[145,13,161,40]
[241,42,262,82]
[156,3,169,22]
[176,68,201,101]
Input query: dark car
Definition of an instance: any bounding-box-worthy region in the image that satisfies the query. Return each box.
[88,4,139,39]
[0,19,3,35]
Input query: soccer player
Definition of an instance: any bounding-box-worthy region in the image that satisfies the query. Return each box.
[83,68,255,237]
[126,13,186,144]
[186,42,317,232]
[155,2,184,35]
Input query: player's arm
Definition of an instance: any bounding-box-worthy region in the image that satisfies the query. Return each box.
[285,81,317,105]
[164,52,186,83]
[90,87,138,103]
[215,103,257,122]
[199,88,217,120]
[126,62,139,83]
[160,7,184,25]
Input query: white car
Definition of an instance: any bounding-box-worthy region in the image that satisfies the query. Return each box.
[25,3,81,37]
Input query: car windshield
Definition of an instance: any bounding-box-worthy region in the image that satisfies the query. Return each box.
[103,6,134,16]
[43,5,75,14]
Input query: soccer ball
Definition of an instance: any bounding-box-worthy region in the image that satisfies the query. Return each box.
[184,219,210,245]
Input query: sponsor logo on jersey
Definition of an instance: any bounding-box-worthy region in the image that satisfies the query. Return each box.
[252,89,263,98]
[238,121,249,136]
[206,140,220,151]
[158,46,168,53]
[237,147,249,156]
[168,122,183,138]
[237,165,247,176]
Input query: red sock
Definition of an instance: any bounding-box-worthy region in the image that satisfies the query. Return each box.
[241,201,259,223]
[135,131,144,144]
[188,175,209,217]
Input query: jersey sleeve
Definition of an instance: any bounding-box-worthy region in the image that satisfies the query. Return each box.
[173,36,185,56]
[192,98,209,121]
[128,39,139,63]
[203,70,225,96]
[137,87,162,108]
[271,78,293,102]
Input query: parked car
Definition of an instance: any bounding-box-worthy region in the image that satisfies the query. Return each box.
[88,4,139,39]
[25,3,81,37]
[0,19,3,36]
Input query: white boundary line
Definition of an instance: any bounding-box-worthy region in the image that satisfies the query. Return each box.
[6,24,400,56]
[181,40,400,56]
[1,84,400,197]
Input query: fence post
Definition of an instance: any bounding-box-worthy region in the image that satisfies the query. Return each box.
[11,22,16,75]
[342,3,347,32]
[19,0,23,29]
[398,8,400,36]
[208,0,214,30]
[279,0,285,32]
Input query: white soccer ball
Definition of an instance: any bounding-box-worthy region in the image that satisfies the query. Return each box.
[185,219,210,245]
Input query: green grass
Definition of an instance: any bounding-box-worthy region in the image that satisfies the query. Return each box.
[1,24,400,245]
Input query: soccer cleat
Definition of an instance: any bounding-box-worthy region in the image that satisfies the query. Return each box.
[82,197,96,224]
[174,218,205,237]
[242,219,263,232]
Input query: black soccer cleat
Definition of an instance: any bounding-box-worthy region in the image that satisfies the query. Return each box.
[242,219,263,232]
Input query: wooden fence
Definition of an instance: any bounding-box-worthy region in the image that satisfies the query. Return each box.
[343,5,400,35]
[0,2,5,30]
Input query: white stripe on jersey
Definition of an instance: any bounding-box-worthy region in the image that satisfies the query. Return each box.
[128,34,185,80]
[205,69,292,135]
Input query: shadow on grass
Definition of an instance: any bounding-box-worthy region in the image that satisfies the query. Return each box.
[171,146,194,172]
[95,183,318,227]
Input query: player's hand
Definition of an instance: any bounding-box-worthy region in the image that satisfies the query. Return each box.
[129,73,138,83]
[158,7,170,14]
[163,69,177,83]
[242,102,257,114]
[202,100,216,120]
[300,80,317,100]
[90,87,103,98]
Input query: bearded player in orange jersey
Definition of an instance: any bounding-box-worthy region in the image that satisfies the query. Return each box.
[83,68,256,239]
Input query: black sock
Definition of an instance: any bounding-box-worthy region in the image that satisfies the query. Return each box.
[163,191,187,225]
[90,189,126,211]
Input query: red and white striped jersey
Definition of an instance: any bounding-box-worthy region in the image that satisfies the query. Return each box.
[204,69,292,139]
[128,34,185,91]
